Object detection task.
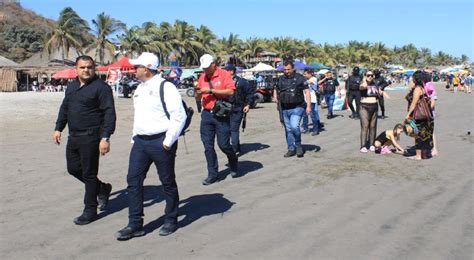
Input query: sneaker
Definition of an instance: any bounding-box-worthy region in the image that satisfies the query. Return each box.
[159,223,178,236]
[284,150,296,158]
[360,147,368,153]
[73,212,98,225]
[311,131,319,136]
[296,146,304,157]
[369,146,376,152]
[98,183,112,211]
[301,129,309,134]
[115,226,145,241]
[202,176,218,185]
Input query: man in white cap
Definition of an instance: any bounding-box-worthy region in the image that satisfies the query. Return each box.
[115,52,187,240]
[196,54,238,185]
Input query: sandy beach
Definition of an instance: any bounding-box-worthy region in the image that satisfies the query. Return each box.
[0,82,472,259]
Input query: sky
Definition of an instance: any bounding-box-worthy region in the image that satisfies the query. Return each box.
[19,0,474,61]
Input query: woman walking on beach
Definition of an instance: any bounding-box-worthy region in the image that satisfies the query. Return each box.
[405,71,434,160]
[359,70,379,153]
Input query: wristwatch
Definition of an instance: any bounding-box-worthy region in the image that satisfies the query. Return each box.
[101,137,110,142]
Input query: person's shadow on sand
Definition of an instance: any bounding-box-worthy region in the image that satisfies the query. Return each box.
[219,160,263,181]
[143,193,235,234]
[238,142,270,156]
[302,144,321,153]
[98,185,164,219]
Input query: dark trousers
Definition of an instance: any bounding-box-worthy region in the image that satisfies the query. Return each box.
[359,103,378,148]
[230,107,244,153]
[66,135,104,213]
[347,90,361,115]
[378,94,385,116]
[127,134,179,228]
[200,110,238,178]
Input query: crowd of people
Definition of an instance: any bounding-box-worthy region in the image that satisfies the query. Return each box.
[52,52,446,241]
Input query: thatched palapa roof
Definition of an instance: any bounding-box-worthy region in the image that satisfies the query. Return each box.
[21,47,115,67]
[0,55,20,67]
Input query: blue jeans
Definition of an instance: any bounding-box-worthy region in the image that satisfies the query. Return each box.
[200,110,238,178]
[302,103,320,132]
[324,93,336,116]
[282,107,305,151]
[127,134,179,228]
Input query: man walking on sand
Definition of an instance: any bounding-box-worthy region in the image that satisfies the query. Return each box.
[274,59,311,158]
[196,54,238,185]
[53,55,116,225]
[115,52,187,240]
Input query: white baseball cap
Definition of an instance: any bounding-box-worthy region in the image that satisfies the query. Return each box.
[199,54,215,69]
[129,52,159,70]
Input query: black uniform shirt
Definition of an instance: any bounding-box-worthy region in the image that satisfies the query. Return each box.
[55,76,116,138]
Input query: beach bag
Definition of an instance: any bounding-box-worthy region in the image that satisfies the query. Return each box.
[413,90,433,121]
[160,80,194,136]
[208,78,232,117]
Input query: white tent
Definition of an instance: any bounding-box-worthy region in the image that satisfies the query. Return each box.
[316,69,330,74]
[245,62,275,72]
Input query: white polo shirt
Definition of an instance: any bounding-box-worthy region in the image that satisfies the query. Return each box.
[132,75,187,147]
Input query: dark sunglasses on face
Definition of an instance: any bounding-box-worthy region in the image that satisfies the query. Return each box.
[366,74,374,77]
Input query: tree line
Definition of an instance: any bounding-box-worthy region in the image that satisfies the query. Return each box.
[5,5,471,68]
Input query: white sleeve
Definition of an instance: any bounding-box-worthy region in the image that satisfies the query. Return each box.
[162,81,187,147]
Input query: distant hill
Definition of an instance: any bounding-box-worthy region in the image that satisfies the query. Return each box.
[0,0,55,62]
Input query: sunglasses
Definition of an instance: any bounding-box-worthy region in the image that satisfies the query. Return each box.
[366,74,374,77]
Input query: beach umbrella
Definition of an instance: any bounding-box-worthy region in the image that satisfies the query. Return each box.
[99,57,134,72]
[276,60,312,71]
[52,69,77,79]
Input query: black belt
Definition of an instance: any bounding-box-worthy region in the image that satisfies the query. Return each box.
[136,132,165,140]
[69,128,100,137]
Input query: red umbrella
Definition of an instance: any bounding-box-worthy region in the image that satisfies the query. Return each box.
[52,69,77,79]
[97,57,135,72]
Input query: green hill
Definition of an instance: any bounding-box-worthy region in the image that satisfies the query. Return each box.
[0,0,55,62]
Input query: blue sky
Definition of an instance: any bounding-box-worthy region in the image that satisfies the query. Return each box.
[20,0,473,60]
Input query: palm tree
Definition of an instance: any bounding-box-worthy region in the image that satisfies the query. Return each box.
[460,54,469,65]
[195,25,216,57]
[44,7,89,64]
[169,20,205,66]
[432,51,452,66]
[240,37,264,61]
[368,42,391,68]
[269,37,295,59]
[118,26,142,56]
[88,12,126,65]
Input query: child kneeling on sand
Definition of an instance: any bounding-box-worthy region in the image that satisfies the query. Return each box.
[374,124,405,155]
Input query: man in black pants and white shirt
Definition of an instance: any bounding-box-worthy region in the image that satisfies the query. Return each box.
[115,52,187,241]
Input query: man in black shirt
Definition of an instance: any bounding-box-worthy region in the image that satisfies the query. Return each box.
[53,55,116,225]
[224,64,254,155]
[318,71,340,119]
[273,60,311,158]
[346,67,363,119]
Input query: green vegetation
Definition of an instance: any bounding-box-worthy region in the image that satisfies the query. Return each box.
[1,1,469,67]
